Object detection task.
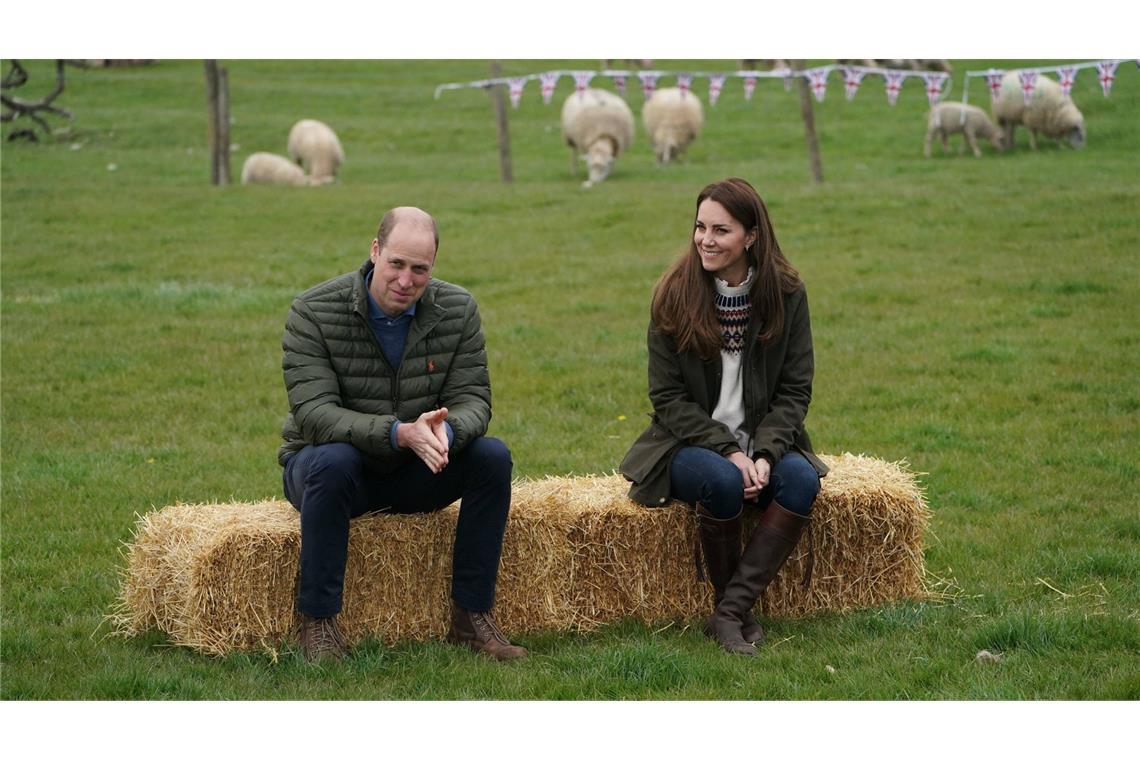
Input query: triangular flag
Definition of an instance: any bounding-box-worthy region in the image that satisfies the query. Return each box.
[573,71,594,97]
[1058,66,1077,99]
[1096,60,1119,97]
[539,72,560,105]
[923,72,949,106]
[639,71,659,99]
[612,74,627,96]
[743,75,757,100]
[808,68,828,102]
[677,74,693,97]
[843,67,866,101]
[708,74,726,106]
[885,71,904,106]
[508,77,526,109]
[985,69,1004,101]
[1018,70,1038,106]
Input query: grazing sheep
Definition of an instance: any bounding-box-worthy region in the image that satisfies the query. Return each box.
[915,59,953,73]
[992,71,1086,150]
[240,152,311,186]
[601,59,652,69]
[856,59,952,72]
[923,102,1006,158]
[286,119,344,183]
[641,87,704,164]
[743,59,793,71]
[560,88,635,188]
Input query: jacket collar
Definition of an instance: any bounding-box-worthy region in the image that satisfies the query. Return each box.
[353,259,445,338]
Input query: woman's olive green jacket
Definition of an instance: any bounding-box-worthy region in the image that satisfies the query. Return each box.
[619,282,828,506]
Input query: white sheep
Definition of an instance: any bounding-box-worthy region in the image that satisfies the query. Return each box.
[560,88,635,188]
[924,102,1006,158]
[916,59,953,73]
[992,71,1086,150]
[641,86,704,164]
[240,152,312,186]
[286,119,344,183]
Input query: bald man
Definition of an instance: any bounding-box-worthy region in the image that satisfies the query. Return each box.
[278,207,526,662]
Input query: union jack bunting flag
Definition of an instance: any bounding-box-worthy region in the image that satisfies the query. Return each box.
[573,71,594,96]
[508,77,526,108]
[743,75,757,100]
[1018,70,1038,105]
[1096,60,1119,96]
[808,68,829,102]
[638,71,659,99]
[1059,66,1077,98]
[923,72,949,106]
[985,69,1004,101]
[885,71,904,105]
[539,72,559,105]
[843,67,866,101]
[677,74,693,95]
[708,74,726,106]
[611,74,627,96]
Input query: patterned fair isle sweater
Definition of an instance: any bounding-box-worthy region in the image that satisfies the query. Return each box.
[711,268,754,455]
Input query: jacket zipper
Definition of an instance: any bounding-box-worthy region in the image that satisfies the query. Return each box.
[356,311,400,411]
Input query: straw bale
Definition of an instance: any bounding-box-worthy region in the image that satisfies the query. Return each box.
[112,452,929,655]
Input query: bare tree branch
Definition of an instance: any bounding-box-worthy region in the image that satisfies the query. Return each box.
[2,60,28,89]
[2,60,73,140]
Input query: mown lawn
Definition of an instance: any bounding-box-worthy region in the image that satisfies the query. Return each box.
[1,58,1137,701]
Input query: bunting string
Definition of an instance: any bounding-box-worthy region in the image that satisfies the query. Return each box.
[435,61,1129,112]
[962,59,1127,106]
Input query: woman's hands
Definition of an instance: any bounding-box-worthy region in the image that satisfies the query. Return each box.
[727,451,770,502]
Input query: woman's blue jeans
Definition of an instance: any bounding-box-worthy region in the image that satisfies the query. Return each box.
[669,446,820,519]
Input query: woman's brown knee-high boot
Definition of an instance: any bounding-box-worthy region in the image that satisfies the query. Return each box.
[708,501,809,656]
[695,504,764,644]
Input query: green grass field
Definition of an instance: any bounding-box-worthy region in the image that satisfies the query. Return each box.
[2,58,1137,700]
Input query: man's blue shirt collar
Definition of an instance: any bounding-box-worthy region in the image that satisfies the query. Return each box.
[365,270,417,322]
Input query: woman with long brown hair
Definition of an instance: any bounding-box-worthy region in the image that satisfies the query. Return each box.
[620,177,828,656]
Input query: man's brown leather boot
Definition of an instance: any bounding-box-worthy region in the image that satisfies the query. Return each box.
[447,601,528,661]
[298,613,349,662]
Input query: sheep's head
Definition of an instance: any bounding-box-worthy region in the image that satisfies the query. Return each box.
[585,138,616,186]
[1059,104,1086,149]
[989,131,1007,151]
[1066,125,1086,149]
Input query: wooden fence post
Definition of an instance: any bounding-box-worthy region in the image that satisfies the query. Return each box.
[490,60,513,183]
[204,60,231,186]
[794,60,824,184]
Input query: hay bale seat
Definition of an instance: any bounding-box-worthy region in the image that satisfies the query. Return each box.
[113,453,929,655]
